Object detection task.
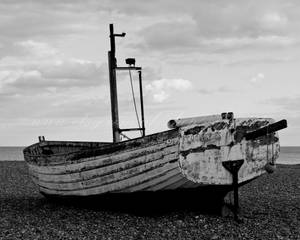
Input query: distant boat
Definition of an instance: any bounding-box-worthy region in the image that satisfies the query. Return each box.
[23,24,287,217]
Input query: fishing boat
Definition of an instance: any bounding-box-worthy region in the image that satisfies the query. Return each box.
[23,24,287,216]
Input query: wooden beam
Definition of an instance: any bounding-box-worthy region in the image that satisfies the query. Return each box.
[116,67,142,71]
[244,119,287,140]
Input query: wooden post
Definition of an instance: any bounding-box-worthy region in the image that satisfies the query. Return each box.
[108,24,120,143]
[222,159,244,222]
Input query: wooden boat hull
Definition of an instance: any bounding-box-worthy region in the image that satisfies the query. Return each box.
[23,117,282,197]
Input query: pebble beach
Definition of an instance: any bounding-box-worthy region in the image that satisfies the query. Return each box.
[0,161,299,240]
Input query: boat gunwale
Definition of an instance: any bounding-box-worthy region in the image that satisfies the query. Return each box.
[23,129,179,159]
[23,117,275,159]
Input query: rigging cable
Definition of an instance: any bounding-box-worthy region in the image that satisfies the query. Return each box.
[128,69,142,135]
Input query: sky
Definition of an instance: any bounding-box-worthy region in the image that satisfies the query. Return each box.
[0,0,299,146]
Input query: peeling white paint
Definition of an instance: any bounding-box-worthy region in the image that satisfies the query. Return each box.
[178,118,280,185]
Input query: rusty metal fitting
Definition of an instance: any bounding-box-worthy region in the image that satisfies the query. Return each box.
[227,112,234,121]
[221,112,227,120]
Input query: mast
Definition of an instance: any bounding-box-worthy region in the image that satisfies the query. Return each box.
[108,24,145,143]
[108,24,125,142]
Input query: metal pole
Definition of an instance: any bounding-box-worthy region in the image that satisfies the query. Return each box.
[138,70,145,137]
[108,24,120,142]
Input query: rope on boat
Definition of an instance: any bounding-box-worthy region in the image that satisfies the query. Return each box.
[128,69,142,136]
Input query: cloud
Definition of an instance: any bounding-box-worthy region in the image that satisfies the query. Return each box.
[145,78,192,103]
[152,91,169,103]
[137,21,198,52]
[197,88,212,95]
[37,59,105,82]
[202,36,295,51]
[14,40,59,58]
[136,21,297,55]
[0,60,106,96]
[0,37,163,124]
[0,41,56,60]
[225,56,295,66]
[0,1,298,58]
[197,85,233,95]
[0,39,61,60]
[0,0,101,43]
[261,12,288,30]
[264,96,300,112]
[122,0,298,56]
[0,39,109,99]
[250,73,265,83]
[0,37,166,127]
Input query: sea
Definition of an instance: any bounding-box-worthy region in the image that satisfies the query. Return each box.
[0,146,299,165]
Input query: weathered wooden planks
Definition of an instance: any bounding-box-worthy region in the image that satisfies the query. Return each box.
[37,162,179,196]
[31,151,178,191]
[24,131,182,196]
[29,145,178,183]
[24,129,178,166]
[29,139,179,175]
[120,167,181,192]
[145,170,186,191]
[23,116,285,197]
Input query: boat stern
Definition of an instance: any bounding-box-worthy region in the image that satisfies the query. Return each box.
[176,115,286,186]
